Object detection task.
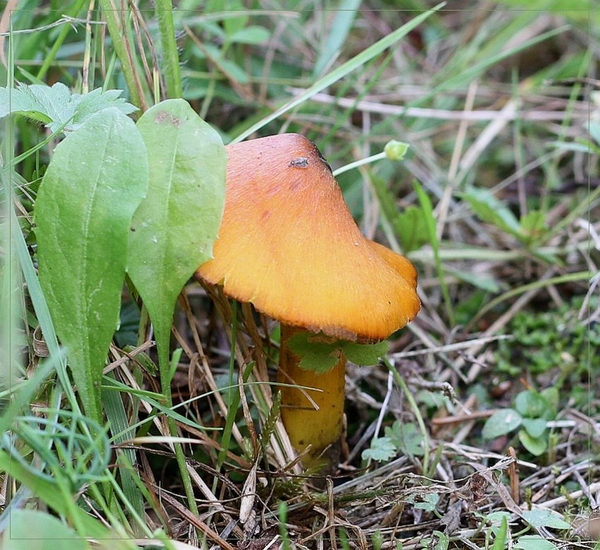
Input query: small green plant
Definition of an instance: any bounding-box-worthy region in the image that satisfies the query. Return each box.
[482,387,558,456]
[475,508,570,550]
[362,420,424,462]
[495,297,600,378]
[461,186,549,247]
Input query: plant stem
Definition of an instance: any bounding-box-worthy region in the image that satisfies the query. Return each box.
[155,326,199,518]
[154,0,182,99]
[381,357,431,476]
[333,152,386,177]
[98,0,145,110]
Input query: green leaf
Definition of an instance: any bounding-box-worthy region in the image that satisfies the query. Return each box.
[414,180,455,325]
[342,340,389,366]
[448,268,501,293]
[482,408,523,439]
[229,26,271,45]
[361,436,397,462]
[385,421,424,457]
[202,44,249,84]
[0,82,137,133]
[68,88,138,130]
[549,140,598,154]
[0,509,89,550]
[515,390,548,419]
[491,515,508,550]
[35,108,149,421]
[540,386,559,411]
[522,417,547,439]
[370,175,429,253]
[286,333,389,374]
[514,535,560,550]
[522,509,570,530]
[486,511,513,536]
[519,210,547,242]
[287,334,341,374]
[413,493,439,512]
[461,186,521,236]
[395,205,431,253]
[518,429,548,456]
[218,0,248,35]
[129,99,226,375]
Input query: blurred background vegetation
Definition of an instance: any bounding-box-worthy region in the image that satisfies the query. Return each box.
[1,1,599,548]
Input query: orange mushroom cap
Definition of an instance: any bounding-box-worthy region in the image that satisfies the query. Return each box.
[196,133,420,342]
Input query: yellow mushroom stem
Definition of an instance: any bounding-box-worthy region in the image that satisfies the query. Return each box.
[278,324,346,470]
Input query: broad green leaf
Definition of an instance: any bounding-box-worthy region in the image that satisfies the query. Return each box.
[287,333,341,374]
[0,82,137,133]
[482,409,523,439]
[522,417,547,439]
[370,174,429,253]
[342,340,389,366]
[395,205,431,253]
[201,44,249,84]
[514,535,560,550]
[287,332,388,374]
[515,390,548,419]
[522,509,570,530]
[385,421,424,457]
[218,0,248,35]
[518,429,547,456]
[0,509,89,550]
[540,386,559,411]
[413,493,440,512]
[35,108,149,421]
[361,436,397,462]
[129,99,226,376]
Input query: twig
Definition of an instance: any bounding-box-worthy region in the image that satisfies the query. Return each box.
[390,335,512,359]
[294,89,589,121]
[538,482,600,510]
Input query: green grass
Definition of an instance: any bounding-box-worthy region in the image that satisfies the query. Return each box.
[1,1,599,549]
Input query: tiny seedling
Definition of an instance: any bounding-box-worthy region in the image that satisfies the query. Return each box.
[482,387,558,456]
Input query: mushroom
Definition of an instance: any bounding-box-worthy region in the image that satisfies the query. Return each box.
[196,133,420,470]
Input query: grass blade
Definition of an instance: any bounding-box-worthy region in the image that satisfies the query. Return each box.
[233,3,445,143]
